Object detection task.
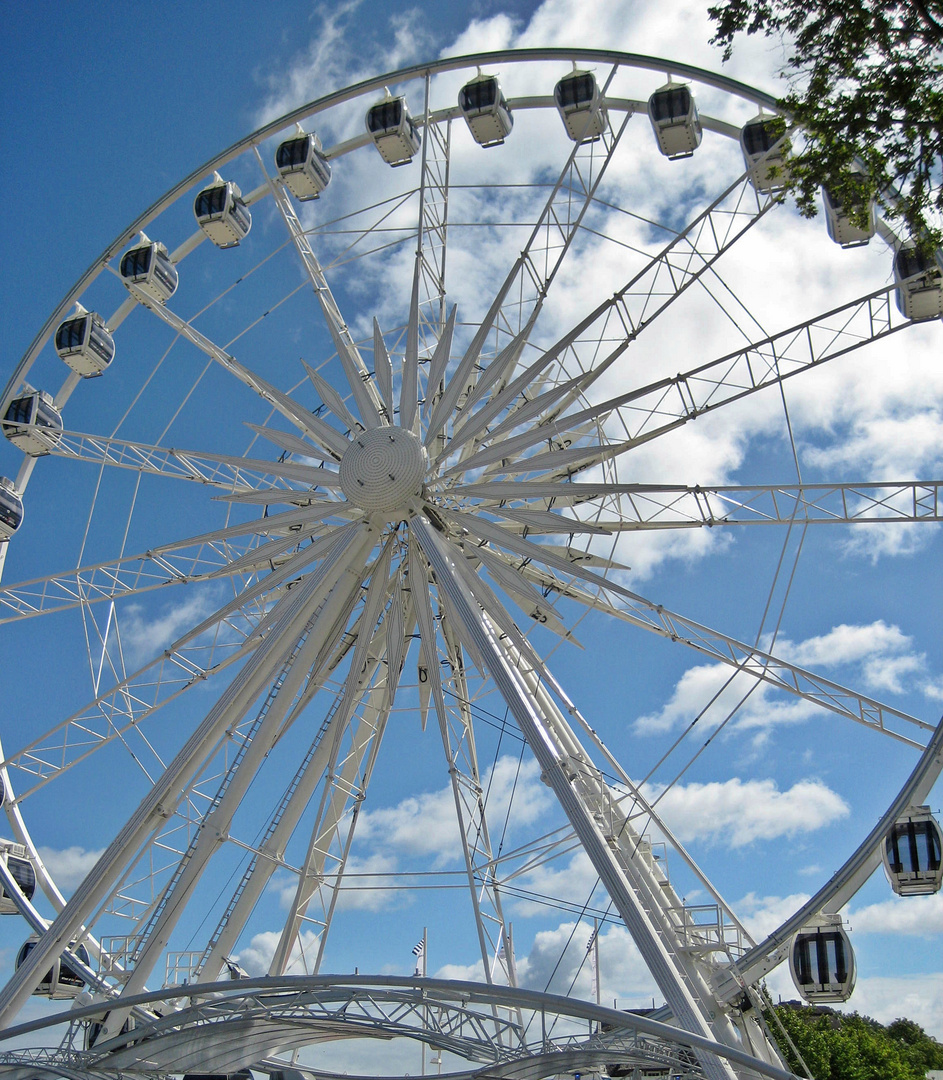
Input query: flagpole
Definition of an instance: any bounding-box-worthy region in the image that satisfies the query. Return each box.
[421,926,427,1077]
[593,917,600,1007]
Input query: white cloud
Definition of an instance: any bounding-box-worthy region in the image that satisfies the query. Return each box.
[460,918,658,1004]
[776,620,913,668]
[637,621,940,737]
[356,756,555,867]
[644,777,849,847]
[833,973,943,1041]
[119,590,224,664]
[234,927,322,977]
[733,891,812,941]
[634,661,817,736]
[36,846,104,893]
[849,893,943,937]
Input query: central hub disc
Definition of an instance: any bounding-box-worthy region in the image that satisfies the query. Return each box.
[339,426,427,516]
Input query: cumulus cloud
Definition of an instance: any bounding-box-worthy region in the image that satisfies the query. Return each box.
[734,891,813,942]
[119,590,224,664]
[834,973,943,1040]
[774,620,937,698]
[234,927,322,976]
[634,662,818,736]
[636,620,940,737]
[438,918,659,1005]
[36,846,105,893]
[644,777,849,847]
[356,756,555,867]
[849,893,943,937]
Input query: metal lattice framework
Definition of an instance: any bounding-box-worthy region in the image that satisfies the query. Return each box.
[1,48,941,1080]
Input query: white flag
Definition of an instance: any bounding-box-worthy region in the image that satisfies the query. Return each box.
[412,939,424,958]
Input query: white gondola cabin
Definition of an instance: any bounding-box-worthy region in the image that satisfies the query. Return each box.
[740,116,789,194]
[194,174,251,247]
[55,304,115,377]
[789,915,856,1003]
[0,477,24,541]
[15,936,91,999]
[0,840,35,912]
[822,187,875,248]
[459,73,513,147]
[275,133,332,200]
[554,70,608,143]
[894,246,943,320]
[366,94,420,166]
[883,806,943,896]
[648,83,702,159]
[2,389,63,456]
[120,234,178,304]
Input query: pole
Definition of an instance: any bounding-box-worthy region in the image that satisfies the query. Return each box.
[421,925,427,1077]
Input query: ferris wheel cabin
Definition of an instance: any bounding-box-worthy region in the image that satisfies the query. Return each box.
[459,74,513,147]
[275,133,332,200]
[822,187,876,248]
[2,389,63,456]
[647,84,702,159]
[194,175,252,247]
[894,247,943,320]
[740,116,790,194]
[15,937,91,1000]
[120,235,178,304]
[0,841,35,912]
[789,915,856,1003]
[55,306,115,377]
[554,70,608,143]
[366,95,421,166]
[883,806,943,896]
[0,477,24,541]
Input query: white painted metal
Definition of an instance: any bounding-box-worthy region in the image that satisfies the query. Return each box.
[1,48,940,1080]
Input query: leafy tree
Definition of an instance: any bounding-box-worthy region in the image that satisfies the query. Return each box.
[771,1003,943,1080]
[708,0,943,253]
[888,1016,943,1073]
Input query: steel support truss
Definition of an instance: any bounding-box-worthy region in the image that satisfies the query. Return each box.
[0,976,799,1080]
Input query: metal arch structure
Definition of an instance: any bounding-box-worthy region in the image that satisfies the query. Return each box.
[0,977,799,1080]
[0,46,940,1080]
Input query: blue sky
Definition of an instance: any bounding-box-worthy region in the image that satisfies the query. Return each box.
[1,0,942,1057]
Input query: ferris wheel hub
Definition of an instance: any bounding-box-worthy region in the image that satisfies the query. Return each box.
[339,425,427,516]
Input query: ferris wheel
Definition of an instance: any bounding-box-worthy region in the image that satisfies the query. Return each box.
[0,47,941,1080]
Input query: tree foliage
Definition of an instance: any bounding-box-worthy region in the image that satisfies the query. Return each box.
[772,1002,943,1080]
[708,0,943,253]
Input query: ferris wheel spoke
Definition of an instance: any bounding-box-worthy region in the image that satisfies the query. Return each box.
[263,162,385,427]
[453,480,943,528]
[43,427,343,494]
[400,259,422,433]
[413,517,741,1078]
[124,278,378,434]
[373,317,396,420]
[200,575,408,981]
[442,169,777,465]
[401,85,451,431]
[0,525,369,799]
[436,609,520,986]
[442,508,932,745]
[424,97,632,448]
[69,526,381,1037]
[268,616,404,977]
[449,279,912,484]
[0,498,354,623]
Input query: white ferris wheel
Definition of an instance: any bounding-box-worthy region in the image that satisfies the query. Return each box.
[0,47,941,1080]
